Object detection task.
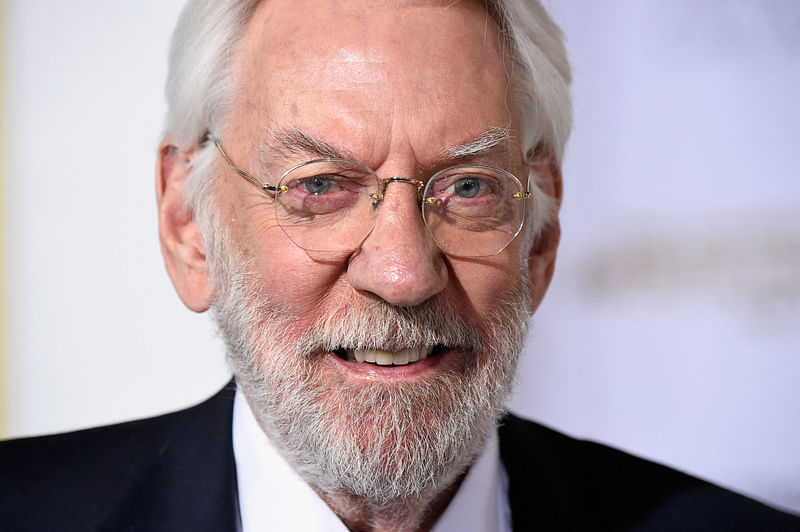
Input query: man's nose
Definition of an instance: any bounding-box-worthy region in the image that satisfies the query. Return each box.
[346,178,449,307]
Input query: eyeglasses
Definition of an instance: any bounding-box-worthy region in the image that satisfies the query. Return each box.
[207,134,532,258]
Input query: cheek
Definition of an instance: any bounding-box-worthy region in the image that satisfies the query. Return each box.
[450,254,525,316]
[251,238,347,320]
[218,190,348,327]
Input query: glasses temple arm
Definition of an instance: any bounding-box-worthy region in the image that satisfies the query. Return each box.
[206,134,283,193]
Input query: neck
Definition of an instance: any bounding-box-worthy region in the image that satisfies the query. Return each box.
[315,472,467,532]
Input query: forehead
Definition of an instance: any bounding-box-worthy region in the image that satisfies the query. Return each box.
[228,0,515,164]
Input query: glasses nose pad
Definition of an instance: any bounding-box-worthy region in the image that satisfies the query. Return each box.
[369,191,382,207]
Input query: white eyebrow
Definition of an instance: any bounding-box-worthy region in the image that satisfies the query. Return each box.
[259,124,512,167]
[261,125,351,164]
[443,126,513,160]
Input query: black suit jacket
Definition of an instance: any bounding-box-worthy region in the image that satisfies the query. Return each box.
[2,383,798,531]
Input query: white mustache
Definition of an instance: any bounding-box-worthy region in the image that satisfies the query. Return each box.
[295,297,483,357]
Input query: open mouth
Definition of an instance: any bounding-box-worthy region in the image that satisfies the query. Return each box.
[333,345,447,366]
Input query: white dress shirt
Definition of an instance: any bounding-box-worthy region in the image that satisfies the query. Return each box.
[233,389,511,531]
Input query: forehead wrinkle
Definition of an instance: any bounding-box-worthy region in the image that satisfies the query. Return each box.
[443,126,513,160]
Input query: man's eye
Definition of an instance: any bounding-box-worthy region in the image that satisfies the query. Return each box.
[452,177,483,198]
[303,176,337,195]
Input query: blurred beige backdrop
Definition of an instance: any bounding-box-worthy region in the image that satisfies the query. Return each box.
[2,0,798,513]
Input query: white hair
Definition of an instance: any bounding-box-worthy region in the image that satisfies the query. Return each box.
[164,0,572,260]
[495,1,573,163]
[165,0,261,147]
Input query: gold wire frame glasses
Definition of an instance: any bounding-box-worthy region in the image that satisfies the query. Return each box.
[207,134,532,258]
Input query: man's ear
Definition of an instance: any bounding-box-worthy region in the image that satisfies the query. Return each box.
[156,136,215,312]
[526,146,563,313]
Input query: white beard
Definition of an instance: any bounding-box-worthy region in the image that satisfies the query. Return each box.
[211,246,530,505]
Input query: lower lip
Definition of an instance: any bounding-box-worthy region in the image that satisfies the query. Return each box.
[326,349,453,381]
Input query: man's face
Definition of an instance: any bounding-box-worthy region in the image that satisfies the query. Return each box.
[205,0,547,502]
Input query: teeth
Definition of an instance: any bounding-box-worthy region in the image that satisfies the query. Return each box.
[394,350,409,365]
[345,347,436,366]
[375,352,393,365]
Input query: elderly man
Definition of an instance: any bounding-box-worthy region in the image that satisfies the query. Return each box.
[2,0,799,530]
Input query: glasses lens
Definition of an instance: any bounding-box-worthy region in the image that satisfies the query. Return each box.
[275,159,381,253]
[422,165,526,257]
